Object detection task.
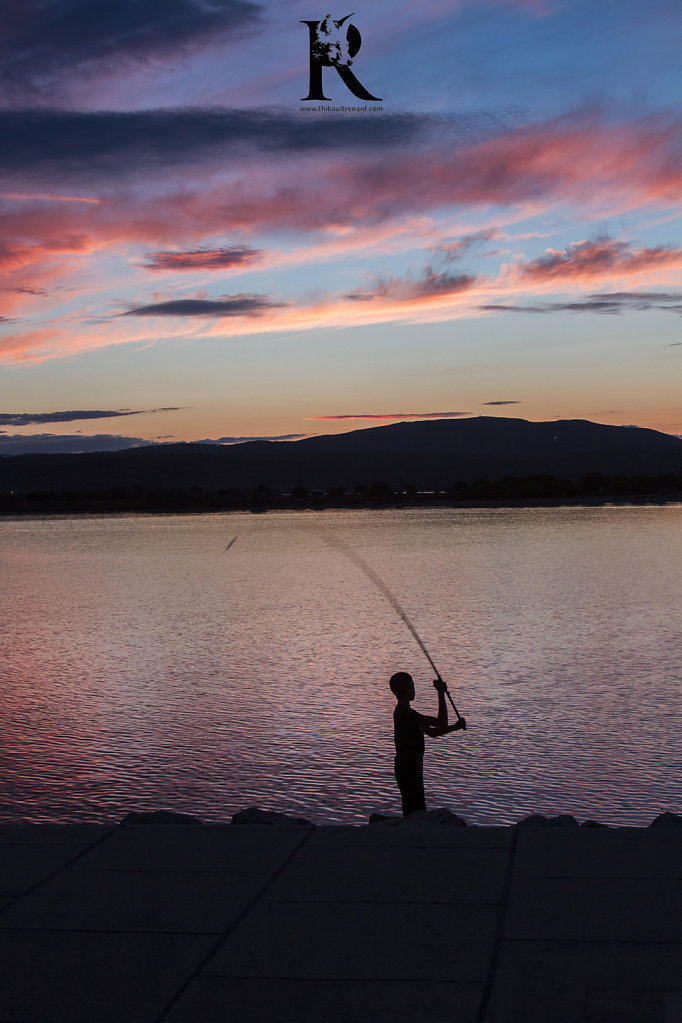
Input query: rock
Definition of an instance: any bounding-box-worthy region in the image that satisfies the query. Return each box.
[517,814,579,828]
[517,814,550,828]
[407,808,468,827]
[548,814,579,828]
[121,810,204,827]
[420,808,467,827]
[649,812,682,829]
[230,807,313,827]
[369,808,467,827]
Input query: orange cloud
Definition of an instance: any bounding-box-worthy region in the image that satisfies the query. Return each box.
[512,237,682,283]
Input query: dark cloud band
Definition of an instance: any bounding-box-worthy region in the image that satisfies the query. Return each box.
[123,295,281,317]
[482,292,682,315]
[0,0,263,97]
[0,108,432,183]
[0,408,180,426]
[0,433,151,454]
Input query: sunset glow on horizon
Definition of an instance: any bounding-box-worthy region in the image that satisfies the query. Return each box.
[0,0,680,454]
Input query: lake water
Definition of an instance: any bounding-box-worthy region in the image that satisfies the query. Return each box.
[1,506,680,827]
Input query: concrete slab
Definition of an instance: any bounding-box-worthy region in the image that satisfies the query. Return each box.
[0,844,93,896]
[75,825,310,872]
[267,844,509,903]
[0,824,114,845]
[0,868,273,933]
[0,928,215,1023]
[484,940,682,1023]
[505,877,682,941]
[164,976,484,1023]
[1,823,680,1023]
[516,828,682,878]
[665,990,682,1023]
[581,987,665,1022]
[311,825,513,847]
[205,900,498,981]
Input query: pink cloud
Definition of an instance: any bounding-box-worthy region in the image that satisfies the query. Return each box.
[2,109,682,362]
[346,268,477,303]
[0,193,103,203]
[141,247,263,271]
[2,110,680,264]
[305,411,471,421]
[513,237,682,283]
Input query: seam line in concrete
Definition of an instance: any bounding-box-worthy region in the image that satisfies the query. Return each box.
[475,823,519,1023]
[152,826,317,1023]
[0,926,260,935]
[69,867,277,876]
[0,823,123,918]
[190,974,474,984]
[259,897,501,905]
[1,929,679,946]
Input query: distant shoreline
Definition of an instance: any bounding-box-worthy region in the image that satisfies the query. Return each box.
[1,492,681,517]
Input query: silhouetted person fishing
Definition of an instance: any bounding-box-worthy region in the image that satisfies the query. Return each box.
[322,536,468,813]
[390,672,466,816]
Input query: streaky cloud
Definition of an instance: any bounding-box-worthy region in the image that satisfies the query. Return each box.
[305,412,471,421]
[481,291,682,315]
[0,408,181,426]
[123,295,282,317]
[482,401,521,405]
[435,229,500,261]
[2,286,48,296]
[198,434,308,444]
[142,247,263,271]
[513,236,682,282]
[0,108,436,182]
[0,0,263,99]
[346,268,476,303]
[0,433,152,454]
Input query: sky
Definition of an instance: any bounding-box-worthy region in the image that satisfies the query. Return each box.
[0,0,680,454]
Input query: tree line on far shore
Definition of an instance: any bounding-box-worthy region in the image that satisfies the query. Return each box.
[2,470,681,513]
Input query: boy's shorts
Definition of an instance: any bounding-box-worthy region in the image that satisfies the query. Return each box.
[394,756,426,816]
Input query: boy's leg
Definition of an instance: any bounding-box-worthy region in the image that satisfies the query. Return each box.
[395,758,426,816]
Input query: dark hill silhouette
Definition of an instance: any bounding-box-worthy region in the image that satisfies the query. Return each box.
[1,417,681,495]
[292,416,682,455]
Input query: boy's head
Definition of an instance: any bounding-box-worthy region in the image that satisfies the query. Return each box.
[389,671,414,701]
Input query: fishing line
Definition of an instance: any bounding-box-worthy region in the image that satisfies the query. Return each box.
[326,534,463,721]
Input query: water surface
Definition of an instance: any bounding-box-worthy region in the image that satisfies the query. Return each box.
[1,506,680,825]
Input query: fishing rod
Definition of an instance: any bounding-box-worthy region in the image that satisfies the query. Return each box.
[326,535,464,723]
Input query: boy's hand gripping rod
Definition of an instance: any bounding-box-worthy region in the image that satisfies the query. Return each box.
[327,536,465,724]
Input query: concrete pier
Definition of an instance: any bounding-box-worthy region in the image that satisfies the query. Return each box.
[1,818,681,1022]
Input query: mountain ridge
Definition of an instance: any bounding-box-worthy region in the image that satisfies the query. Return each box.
[1,417,681,494]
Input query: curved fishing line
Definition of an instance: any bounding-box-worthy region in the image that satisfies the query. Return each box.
[325,534,463,720]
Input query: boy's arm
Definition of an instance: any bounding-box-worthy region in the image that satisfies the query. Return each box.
[421,678,448,727]
[434,677,448,728]
[424,719,467,737]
